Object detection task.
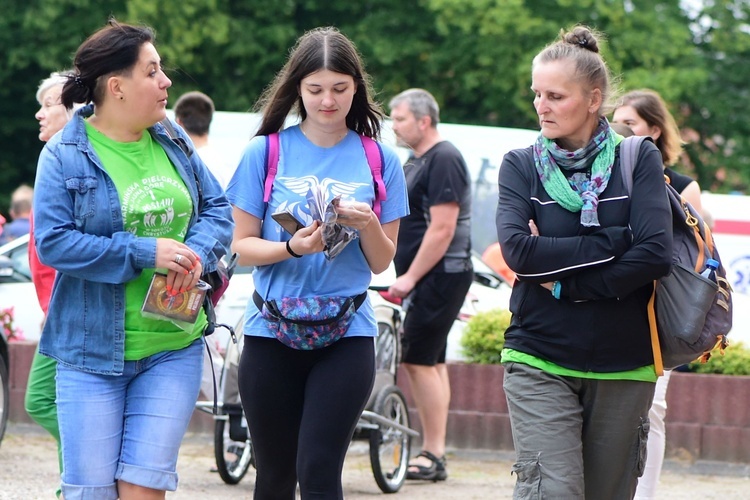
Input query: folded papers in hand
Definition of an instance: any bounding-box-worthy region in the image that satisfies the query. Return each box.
[270,185,357,260]
[306,185,357,260]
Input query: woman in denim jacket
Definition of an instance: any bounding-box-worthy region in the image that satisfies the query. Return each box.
[33,20,233,500]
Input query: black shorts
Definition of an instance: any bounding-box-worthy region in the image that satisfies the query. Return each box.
[401,269,473,366]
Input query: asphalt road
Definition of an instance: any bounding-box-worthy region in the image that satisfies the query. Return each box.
[1,423,749,499]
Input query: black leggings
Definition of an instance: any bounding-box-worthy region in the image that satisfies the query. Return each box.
[239,336,375,500]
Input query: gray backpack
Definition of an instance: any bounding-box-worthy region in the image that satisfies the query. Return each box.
[620,136,732,371]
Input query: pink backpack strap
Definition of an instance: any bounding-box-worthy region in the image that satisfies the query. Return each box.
[360,135,386,219]
[263,133,280,203]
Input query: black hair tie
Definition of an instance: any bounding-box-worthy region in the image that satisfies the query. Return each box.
[286,240,303,259]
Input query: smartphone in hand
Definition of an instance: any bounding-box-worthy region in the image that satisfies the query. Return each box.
[271,210,305,235]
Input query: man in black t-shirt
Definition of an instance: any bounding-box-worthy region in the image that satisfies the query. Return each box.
[388,89,473,482]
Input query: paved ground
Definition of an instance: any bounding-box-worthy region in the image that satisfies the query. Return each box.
[1,423,749,499]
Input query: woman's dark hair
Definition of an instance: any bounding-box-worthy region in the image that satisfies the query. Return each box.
[617,89,683,166]
[61,19,154,109]
[533,25,619,116]
[254,27,383,139]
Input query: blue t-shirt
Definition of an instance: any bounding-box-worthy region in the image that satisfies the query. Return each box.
[226,125,409,339]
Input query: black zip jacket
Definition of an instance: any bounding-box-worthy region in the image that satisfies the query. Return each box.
[496,140,672,372]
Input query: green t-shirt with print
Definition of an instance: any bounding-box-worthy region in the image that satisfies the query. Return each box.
[86,122,206,360]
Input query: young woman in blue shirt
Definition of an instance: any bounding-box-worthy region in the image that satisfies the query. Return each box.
[227,26,408,500]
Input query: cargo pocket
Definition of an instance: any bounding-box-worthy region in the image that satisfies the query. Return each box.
[511,452,542,499]
[636,417,650,477]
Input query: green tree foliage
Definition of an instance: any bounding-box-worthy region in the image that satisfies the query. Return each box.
[1,0,749,218]
[421,1,706,127]
[419,0,550,127]
[127,0,296,113]
[128,0,441,114]
[683,0,750,192]
[0,0,127,215]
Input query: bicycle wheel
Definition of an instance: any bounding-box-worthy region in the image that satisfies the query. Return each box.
[369,385,411,493]
[214,408,254,485]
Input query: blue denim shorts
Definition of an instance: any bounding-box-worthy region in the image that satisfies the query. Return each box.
[56,338,203,499]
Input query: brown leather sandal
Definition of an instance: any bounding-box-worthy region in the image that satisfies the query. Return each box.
[405,450,447,481]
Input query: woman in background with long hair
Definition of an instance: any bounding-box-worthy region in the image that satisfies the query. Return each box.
[613,88,706,500]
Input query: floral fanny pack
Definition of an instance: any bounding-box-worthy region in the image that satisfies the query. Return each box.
[253,291,367,350]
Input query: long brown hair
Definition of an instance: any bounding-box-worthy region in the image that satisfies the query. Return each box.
[617,89,683,166]
[254,27,383,139]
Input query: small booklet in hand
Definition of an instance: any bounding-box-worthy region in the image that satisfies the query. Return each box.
[141,272,211,331]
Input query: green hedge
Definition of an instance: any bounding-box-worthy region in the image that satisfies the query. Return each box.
[687,341,750,376]
[460,309,511,364]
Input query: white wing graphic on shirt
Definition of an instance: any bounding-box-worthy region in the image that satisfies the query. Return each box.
[278,176,369,200]
[278,176,319,197]
[276,176,370,217]
[320,178,369,200]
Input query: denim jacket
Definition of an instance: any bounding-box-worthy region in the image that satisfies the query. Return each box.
[34,105,234,375]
